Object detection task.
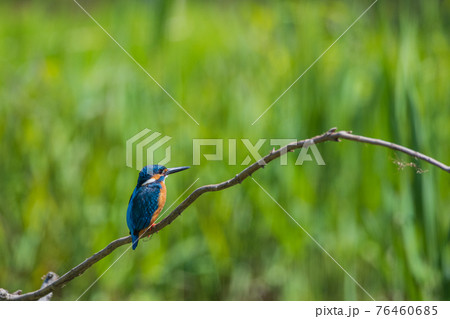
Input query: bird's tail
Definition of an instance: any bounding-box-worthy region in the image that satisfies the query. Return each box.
[131,233,139,250]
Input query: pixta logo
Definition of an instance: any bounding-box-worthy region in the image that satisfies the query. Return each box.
[126,129,172,170]
[126,130,325,168]
[192,138,325,166]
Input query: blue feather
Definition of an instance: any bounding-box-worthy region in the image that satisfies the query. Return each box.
[127,182,162,250]
[127,164,189,250]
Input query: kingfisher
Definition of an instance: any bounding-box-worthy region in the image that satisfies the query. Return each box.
[127,165,190,250]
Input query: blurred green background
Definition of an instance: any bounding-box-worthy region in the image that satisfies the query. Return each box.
[0,0,449,300]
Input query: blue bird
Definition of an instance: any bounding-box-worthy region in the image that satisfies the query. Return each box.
[127,165,189,250]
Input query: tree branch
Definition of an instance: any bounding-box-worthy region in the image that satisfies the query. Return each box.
[1,128,448,301]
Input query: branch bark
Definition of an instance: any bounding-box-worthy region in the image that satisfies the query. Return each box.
[1,128,448,301]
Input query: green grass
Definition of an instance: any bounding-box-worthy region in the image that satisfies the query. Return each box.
[0,0,449,300]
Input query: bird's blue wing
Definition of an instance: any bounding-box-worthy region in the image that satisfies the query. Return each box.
[127,184,161,250]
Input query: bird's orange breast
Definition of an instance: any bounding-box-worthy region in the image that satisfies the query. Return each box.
[150,182,166,224]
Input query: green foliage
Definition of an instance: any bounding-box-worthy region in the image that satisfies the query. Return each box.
[0,0,449,300]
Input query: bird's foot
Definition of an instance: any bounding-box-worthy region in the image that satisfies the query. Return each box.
[146,224,156,237]
[138,224,157,239]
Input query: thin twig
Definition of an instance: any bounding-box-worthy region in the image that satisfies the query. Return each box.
[1,128,448,301]
[333,130,449,173]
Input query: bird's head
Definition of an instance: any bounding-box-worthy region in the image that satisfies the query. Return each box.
[137,165,190,187]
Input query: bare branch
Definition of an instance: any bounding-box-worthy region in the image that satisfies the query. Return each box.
[1,128,448,301]
[333,130,449,173]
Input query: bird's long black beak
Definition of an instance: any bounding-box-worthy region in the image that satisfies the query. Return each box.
[165,166,190,175]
